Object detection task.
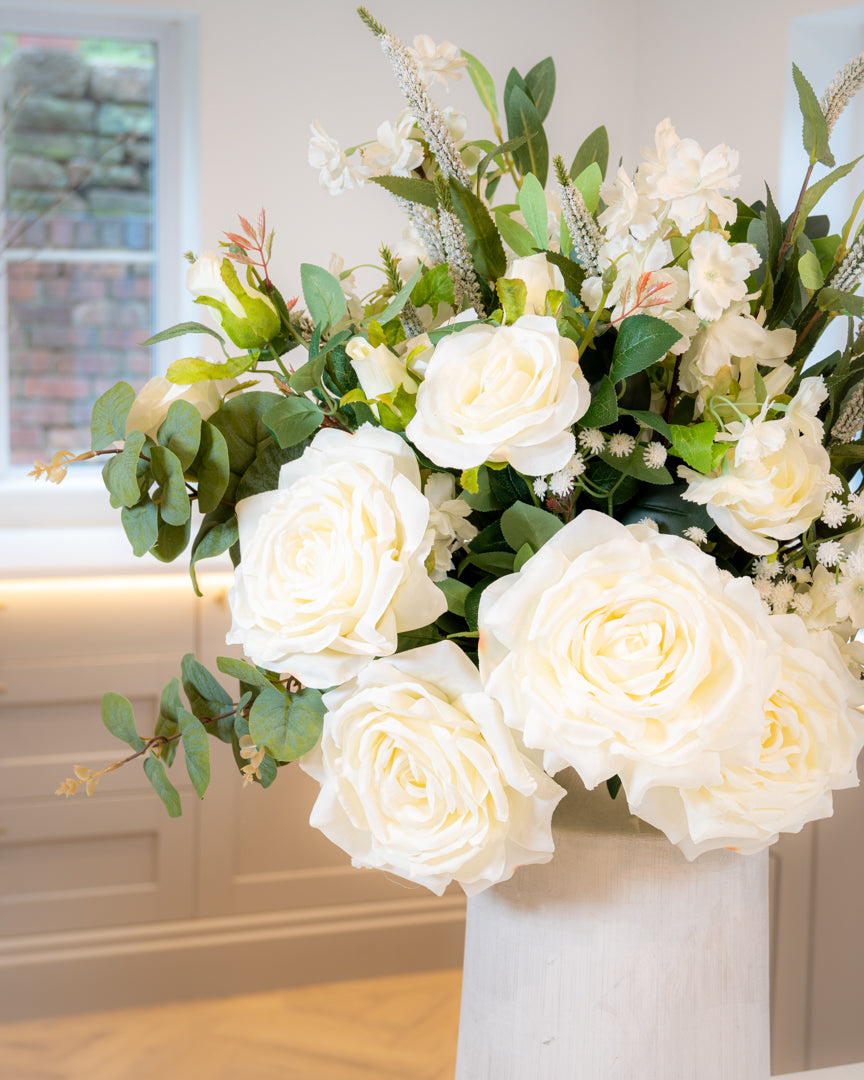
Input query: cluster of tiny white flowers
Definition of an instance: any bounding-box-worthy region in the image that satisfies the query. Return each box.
[683,525,707,545]
[607,432,636,458]
[847,492,864,520]
[642,441,668,469]
[637,516,659,531]
[821,497,849,528]
[825,474,845,495]
[818,540,844,567]
[577,428,606,454]
[535,454,586,500]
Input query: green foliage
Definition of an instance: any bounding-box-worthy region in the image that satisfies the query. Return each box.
[448,181,507,281]
[217,655,275,690]
[494,209,537,257]
[462,49,499,124]
[121,497,159,557]
[792,63,834,167]
[151,516,191,563]
[790,157,862,245]
[91,382,134,451]
[609,315,681,384]
[158,400,202,470]
[189,513,238,596]
[300,263,347,331]
[141,320,226,348]
[181,653,233,742]
[155,678,184,767]
[504,69,548,186]
[166,354,256,383]
[411,263,456,315]
[193,422,230,514]
[798,249,824,290]
[263,396,325,449]
[144,754,182,818]
[378,265,423,323]
[248,685,326,762]
[669,421,718,473]
[524,57,555,122]
[518,172,550,248]
[619,409,673,442]
[179,708,211,799]
[101,692,145,752]
[619,483,714,537]
[496,277,527,323]
[102,429,146,508]
[150,445,191,526]
[570,126,609,182]
[437,578,471,617]
[544,251,586,297]
[368,174,438,208]
[580,376,619,428]
[598,447,674,486]
[573,162,602,214]
[500,502,563,553]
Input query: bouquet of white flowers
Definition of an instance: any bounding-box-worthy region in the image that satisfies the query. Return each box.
[47,8,864,894]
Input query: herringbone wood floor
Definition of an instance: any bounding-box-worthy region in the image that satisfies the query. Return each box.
[0,969,462,1080]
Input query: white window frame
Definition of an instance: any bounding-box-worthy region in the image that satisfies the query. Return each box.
[0,1,199,535]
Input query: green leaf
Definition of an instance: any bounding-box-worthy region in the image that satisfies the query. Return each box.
[449,181,507,281]
[792,63,834,167]
[179,707,210,799]
[194,422,230,514]
[669,421,718,473]
[505,84,548,187]
[154,679,182,767]
[189,513,238,596]
[263,396,324,449]
[151,515,191,563]
[619,482,714,536]
[150,445,191,526]
[121,497,158,557]
[544,251,586,297]
[102,429,146,508]
[606,775,622,800]
[496,277,527,324]
[581,375,619,428]
[609,315,681,384]
[144,754,182,817]
[494,210,537,257]
[166,354,256,383]
[474,135,530,187]
[461,465,497,510]
[524,57,555,121]
[181,652,233,732]
[570,125,609,182]
[817,287,864,317]
[598,448,674,486]
[248,685,326,762]
[460,466,481,494]
[798,249,825,290]
[619,408,673,442]
[792,157,863,244]
[410,263,455,315]
[573,162,602,214]
[459,550,515,576]
[513,542,534,572]
[369,174,438,208]
[101,691,145,752]
[500,502,563,553]
[378,265,423,323]
[518,172,550,248]
[217,655,274,690]
[437,578,471,617]
[300,263,347,332]
[462,49,499,124]
[157,399,202,470]
[141,320,225,348]
[91,381,134,451]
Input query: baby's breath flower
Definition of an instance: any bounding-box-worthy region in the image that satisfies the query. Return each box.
[826,473,844,495]
[791,592,813,617]
[792,566,812,584]
[637,516,659,531]
[753,576,774,600]
[608,432,636,458]
[683,525,707,545]
[533,477,548,498]
[754,557,783,580]
[770,580,796,613]
[578,428,605,454]
[643,441,668,468]
[821,497,848,528]
[847,492,864,520]
[817,540,844,567]
[549,470,575,498]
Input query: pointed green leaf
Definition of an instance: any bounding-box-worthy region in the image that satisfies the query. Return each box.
[505,84,548,186]
[179,707,210,799]
[102,429,146,507]
[141,320,226,348]
[544,251,585,297]
[574,162,602,214]
[189,514,238,596]
[570,125,609,182]
[262,396,324,449]
[496,277,527,324]
[181,652,233,725]
[449,180,507,281]
[474,134,530,187]
[798,249,825,290]
[121,496,158,556]
[436,578,471,617]
[791,157,863,244]
[166,354,256,383]
[500,502,563,553]
[150,445,191,526]
[494,210,537,257]
[157,399,202,470]
[217,655,275,690]
[524,57,555,121]
[410,263,455,315]
[619,408,673,442]
[91,381,135,450]
[462,49,499,124]
[518,172,550,248]
[151,515,191,563]
[155,677,183,767]
[248,686,326,762]
[670,421,718,473]
[609,314,681,384]
[300,263,347,332]
[378,265,423,323]
[194,422,230,514]
[101,692,145,752]
[369,174,438,208]
[816,287,864,317]
[144,754,182,817]
[598,446,674,486]
[792,63,834,167]
[580,375,619,428]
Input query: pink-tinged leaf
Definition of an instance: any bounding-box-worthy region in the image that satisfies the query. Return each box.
[264,231,274,260]
[238,215,256,239]
[224,231,252,249]
[225,252,254,266]
[286,295,299,310]
[258,208,266,240]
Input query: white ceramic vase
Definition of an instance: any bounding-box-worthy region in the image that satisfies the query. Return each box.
[455,769,770,1080]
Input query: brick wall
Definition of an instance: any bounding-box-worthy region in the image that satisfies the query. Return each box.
[4,43,155,465]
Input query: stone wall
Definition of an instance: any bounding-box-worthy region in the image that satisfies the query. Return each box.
[4,45,155,465]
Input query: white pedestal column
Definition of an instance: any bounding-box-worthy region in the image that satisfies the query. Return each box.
[455,771,770,1080]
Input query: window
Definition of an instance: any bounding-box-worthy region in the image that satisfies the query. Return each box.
[0,4,197,510]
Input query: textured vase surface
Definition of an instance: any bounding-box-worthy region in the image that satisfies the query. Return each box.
[455,769,770,1080]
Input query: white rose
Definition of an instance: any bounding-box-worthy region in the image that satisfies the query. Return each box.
[125,370,236,438]
[478,510,781,804]
[299,641,566,896]
[681,431,830,556]
[504,253,565,315]
[345,337,417,399]
[226,425,446,688]
[634,614,864,858]
[406,314,590,475]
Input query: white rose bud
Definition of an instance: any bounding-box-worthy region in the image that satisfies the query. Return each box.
[345,337,418,399]
[504,253,565,315]
[125,367,236,438]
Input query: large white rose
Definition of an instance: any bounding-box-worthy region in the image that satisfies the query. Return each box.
[226,425,446,688]
[299,641,566,895]
[681,430,830,556]
[478,510,781,803]
[504,253,565,315]
[125,370,236,438]
[405,314,590,475]
[634,615,864,858]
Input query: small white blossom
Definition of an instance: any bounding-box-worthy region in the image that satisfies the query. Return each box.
[549,470,575,498]
[847,492,864,520]
[770,580,796,613]
[578,428,606,454]
[821,497,849,528]
[406,35,468,89]
[424,473,479,580]
[791,592,813,617]
[688,232,761,321]
[362,114,424,177]
[753,576,774,601]
[643,441,668,468]
[533,477,548,498]
[637,516,659,531]
[754,557,783,580]
[608,432,636,458]
[817,540,844,567]
[792,566,812,584]
[308,121,370,195]
[683,526,708,545]
[825,473,844,495]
